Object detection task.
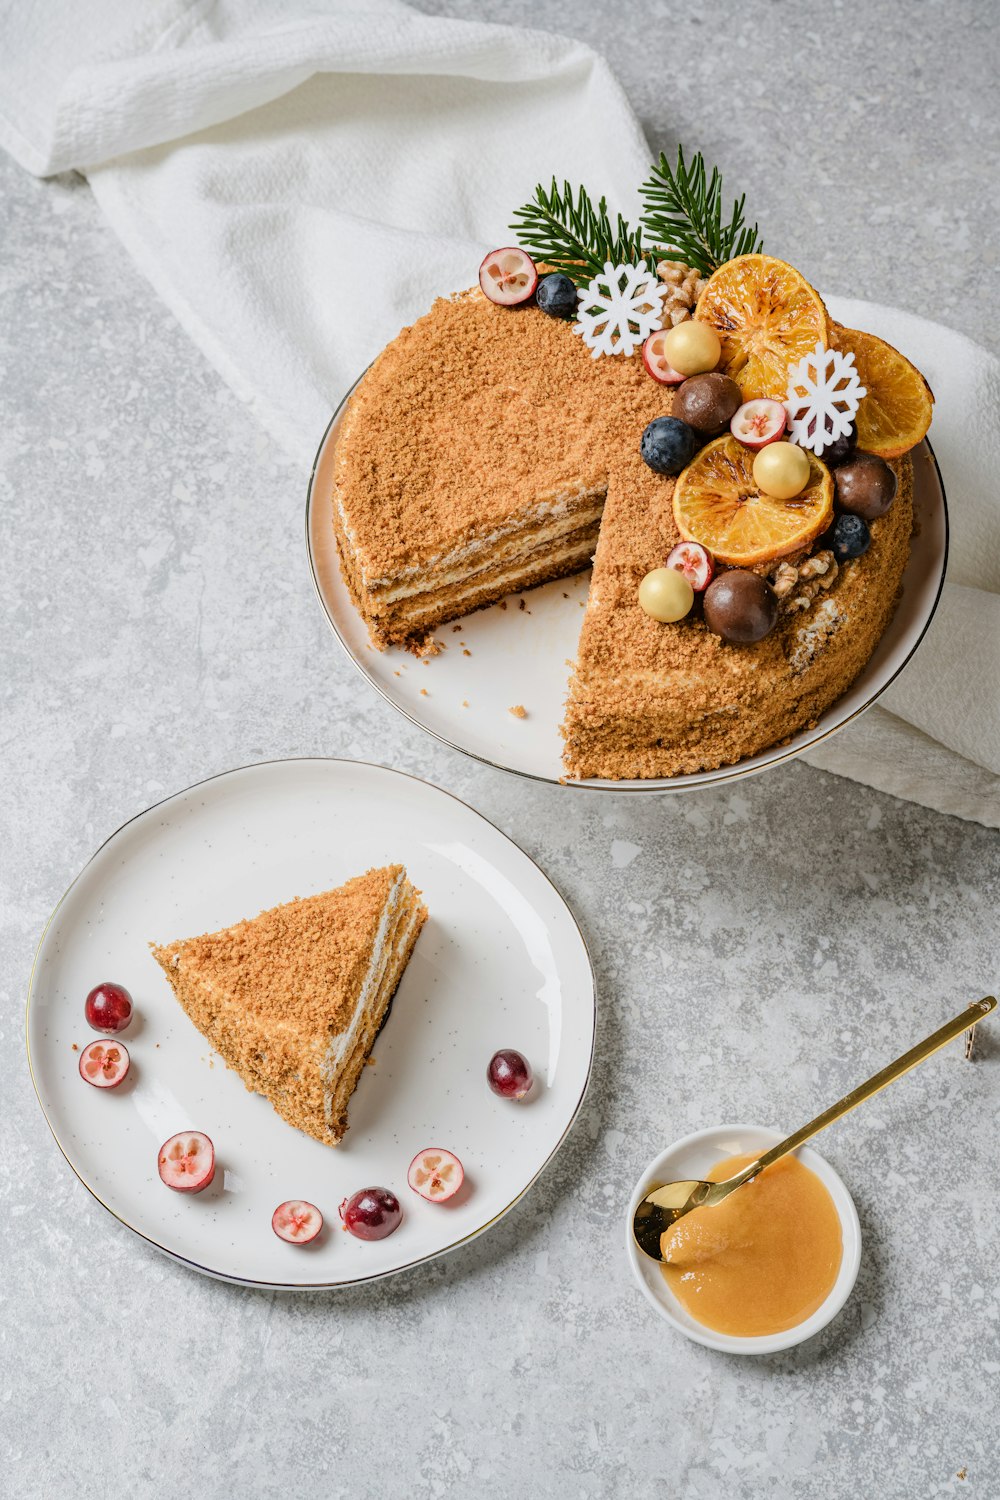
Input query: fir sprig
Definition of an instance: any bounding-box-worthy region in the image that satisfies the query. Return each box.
[510,151,763,289]
[509,179,654,288]
[639,147,763,276]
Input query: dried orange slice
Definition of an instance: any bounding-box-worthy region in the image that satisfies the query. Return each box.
[694,255,829,401]
[832,325,933,458]
[672,436,834,568]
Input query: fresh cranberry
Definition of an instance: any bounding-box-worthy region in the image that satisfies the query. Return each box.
[272,1201,323,1244]
[85,982,133,1034]
[157,1132,215,1193]
[339,1187,402,1241]
[487,1049,533,1099]
[407,1148,464,1202]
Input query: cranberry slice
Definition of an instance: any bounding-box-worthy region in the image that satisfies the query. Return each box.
[79,1039,130,1089]
[407,1148,464,1203]
[157,1131,215,1193]
[478,247,538,307]
[272,1200,323,1244]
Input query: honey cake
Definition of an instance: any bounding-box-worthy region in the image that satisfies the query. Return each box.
[331,280,925,779]
[151,866,426,1146]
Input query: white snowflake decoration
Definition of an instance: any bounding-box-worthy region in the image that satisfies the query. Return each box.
[784,341,867,455]
[573,262,665,358]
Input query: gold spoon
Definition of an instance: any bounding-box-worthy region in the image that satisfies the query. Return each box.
[632,996,996,1263]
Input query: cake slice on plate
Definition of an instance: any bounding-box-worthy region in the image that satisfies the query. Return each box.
[151,866,426,1146]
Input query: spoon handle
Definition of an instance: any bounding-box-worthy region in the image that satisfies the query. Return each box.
[733,996,996,1188]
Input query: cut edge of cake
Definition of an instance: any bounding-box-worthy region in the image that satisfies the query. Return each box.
[319,867,426,1139]
[150,865,427,1146]
[329,288,671,653]
[333,469,604,650]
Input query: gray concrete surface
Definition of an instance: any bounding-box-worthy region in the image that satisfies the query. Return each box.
[2,3,998,1497]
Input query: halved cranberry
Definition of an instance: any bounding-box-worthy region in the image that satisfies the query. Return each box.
[641,329,686,385]
[79,1039,130,1089]
[272,1200,323,1244]
[478,247,538,307]
[730,398,787,450]
[157,1131,215,1193]
[407,1148,464,1203]
[666,541,714,592]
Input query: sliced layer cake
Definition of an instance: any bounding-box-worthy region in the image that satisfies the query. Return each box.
[332,286,922,778]
[151,866,426,1145]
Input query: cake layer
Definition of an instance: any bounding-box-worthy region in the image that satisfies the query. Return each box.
[373,530,599,642]
[151,866,427,1145]
[335,502,600,647]
[337,485,604,602]
[562,456,913,779]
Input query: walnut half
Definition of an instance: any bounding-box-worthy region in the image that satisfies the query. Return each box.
[656,259,707,327]
[770,549,839,613]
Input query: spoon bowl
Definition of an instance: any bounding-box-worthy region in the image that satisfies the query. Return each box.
[631,1179,711,1258]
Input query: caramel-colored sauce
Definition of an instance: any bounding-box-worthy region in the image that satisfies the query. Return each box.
[660,1152,843,1337]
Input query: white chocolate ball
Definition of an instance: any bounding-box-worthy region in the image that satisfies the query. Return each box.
[752,441,811,500]
[662,320,722,377]
[638,567,695,623]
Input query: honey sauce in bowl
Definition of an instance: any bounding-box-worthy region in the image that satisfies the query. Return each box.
[660,1152,843,1337]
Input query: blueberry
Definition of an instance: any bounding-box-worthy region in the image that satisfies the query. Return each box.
[640,417,700,475]
[535,273,577,320]
[832,512,871,562]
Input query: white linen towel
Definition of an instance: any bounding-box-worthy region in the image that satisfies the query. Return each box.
[1,0,997,824]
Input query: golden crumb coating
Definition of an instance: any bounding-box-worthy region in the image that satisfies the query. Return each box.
[151,866,427,1145]
[562,453,913,778]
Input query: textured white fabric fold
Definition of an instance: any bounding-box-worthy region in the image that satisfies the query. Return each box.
[1,1,996,823]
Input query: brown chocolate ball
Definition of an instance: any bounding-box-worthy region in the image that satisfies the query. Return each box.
[703,569,778,644]
[672,373,743,435]
[819,422,858,468]
[834,452,897,521]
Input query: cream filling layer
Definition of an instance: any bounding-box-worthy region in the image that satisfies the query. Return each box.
[323,897,424,1124]
[335,483,605,599]
[318,874,417,1124]
[383,531,598,629]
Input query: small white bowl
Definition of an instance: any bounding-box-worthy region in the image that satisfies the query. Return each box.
[625,1124,862,1354]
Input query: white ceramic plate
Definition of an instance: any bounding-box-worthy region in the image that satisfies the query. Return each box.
[26,759,595,1288]
[626,1124,862,1354]
[307,382,947,792]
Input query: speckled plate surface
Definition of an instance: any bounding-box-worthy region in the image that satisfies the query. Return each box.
[26,759,595,1288]
[307,389,947,792]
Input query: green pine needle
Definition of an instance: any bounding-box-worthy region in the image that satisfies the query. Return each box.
[509,179,654,288]
[508,151,762,292]
[639,147,763,275]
